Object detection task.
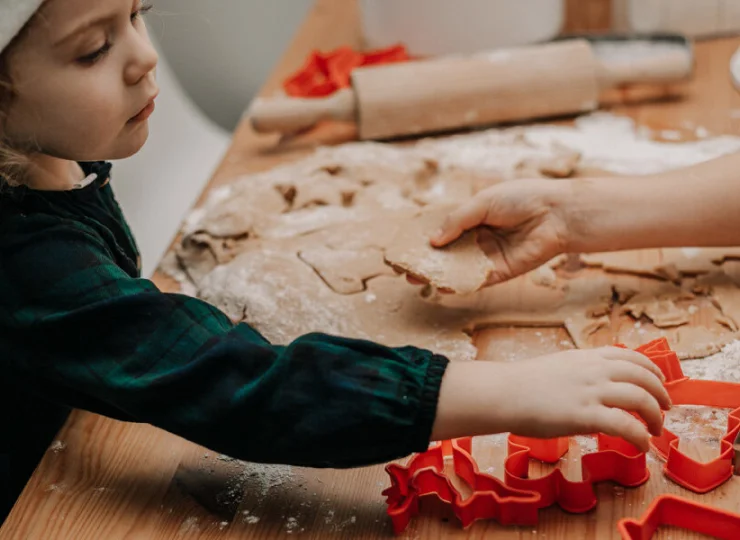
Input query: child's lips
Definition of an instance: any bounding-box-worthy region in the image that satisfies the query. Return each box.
[128,92,159,124]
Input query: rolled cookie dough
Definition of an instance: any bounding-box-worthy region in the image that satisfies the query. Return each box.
[384,206,496,295]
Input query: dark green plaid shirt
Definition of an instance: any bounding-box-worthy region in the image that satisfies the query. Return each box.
[0,162,448,476]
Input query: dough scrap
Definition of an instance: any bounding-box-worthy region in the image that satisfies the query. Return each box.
[383,206,496,295]
[582,247,740,281]
[517,146,581,179]
[621,292,695,328]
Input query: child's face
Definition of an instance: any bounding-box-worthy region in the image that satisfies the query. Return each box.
[3,0,158,161]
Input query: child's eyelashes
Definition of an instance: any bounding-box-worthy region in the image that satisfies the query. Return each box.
[77,42,112,65]
[132,2,154,21]
[76,3,153,65]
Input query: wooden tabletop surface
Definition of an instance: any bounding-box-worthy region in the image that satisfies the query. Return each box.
[4,0,740,538]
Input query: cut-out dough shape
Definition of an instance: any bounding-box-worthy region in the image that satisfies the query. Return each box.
[289,173,360,209]
[383,206,496,295]
[298,246,394,294]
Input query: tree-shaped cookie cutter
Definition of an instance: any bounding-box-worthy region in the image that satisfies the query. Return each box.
[383,338,740,534]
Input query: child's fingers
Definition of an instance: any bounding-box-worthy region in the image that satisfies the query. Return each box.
[607,360,672,410]
[601,383,664,436]
[430,198,489,247]
[599,347,666,382]
[595,407,651,452]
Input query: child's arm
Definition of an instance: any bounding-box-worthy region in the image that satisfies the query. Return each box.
[431,151,740,285]
[2,221,447,467]
[0,221,668,466]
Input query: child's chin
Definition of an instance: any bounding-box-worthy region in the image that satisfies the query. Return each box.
[113,127,151,159]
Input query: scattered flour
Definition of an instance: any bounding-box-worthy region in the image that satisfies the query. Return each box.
[682,340,740,381]
[520,113,740,175]
[239,462,294,498]
[573,435,598,455]
[49,440,66,453]
[731,45,740,92]
[178,516,200,535]
[660,129,682,141]
[44,483,67,493]
[242,510,261,525]
[286,516,299,533]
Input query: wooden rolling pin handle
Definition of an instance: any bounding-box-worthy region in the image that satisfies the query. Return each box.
[248,88,357,134]
[596,48,694,88]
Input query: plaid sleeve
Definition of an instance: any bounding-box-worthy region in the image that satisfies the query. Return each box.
[0,219,448,467]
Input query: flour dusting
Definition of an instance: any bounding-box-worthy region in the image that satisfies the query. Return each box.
[49,440,66,453]
[659,341,740,452]
[682,340,740,381]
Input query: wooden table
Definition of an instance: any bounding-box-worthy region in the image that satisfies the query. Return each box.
[4,1,740,538]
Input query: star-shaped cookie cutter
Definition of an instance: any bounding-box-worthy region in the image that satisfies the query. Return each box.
[383,338,740,534]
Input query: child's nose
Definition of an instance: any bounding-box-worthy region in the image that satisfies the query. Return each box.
[124,33,159,86]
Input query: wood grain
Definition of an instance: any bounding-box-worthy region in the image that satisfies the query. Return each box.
[4,0,740,538]
[564,0,613,33]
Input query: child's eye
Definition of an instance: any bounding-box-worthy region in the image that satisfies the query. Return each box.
[77,42,112,65]
[131,2,153,22]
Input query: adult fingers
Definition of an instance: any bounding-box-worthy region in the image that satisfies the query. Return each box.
[430,197,490,247]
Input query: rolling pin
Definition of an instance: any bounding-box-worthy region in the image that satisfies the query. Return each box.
[248,39,692,140]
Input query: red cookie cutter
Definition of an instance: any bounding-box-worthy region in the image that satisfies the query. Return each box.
[383,432,650,533]
[283,44,410,97]
[383,438,540,534]
[505,432,649,514]
[618,494,740,539]
[384,338,740,534]
[628,339,740,493]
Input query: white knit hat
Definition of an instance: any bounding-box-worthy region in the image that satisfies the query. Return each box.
[0,0,45,53]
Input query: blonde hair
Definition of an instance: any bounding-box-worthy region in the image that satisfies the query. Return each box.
[0,26,31,188]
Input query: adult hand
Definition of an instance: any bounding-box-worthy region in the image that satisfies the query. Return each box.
[430,179,572,286]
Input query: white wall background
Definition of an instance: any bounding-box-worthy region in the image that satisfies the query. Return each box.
[147,1,314,131]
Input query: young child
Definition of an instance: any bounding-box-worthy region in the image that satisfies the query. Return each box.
[0,0,670,522]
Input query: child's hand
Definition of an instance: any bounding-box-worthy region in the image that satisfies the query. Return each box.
[433,346,671,452]
[499,347,670,450]
[428,180,572,286]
